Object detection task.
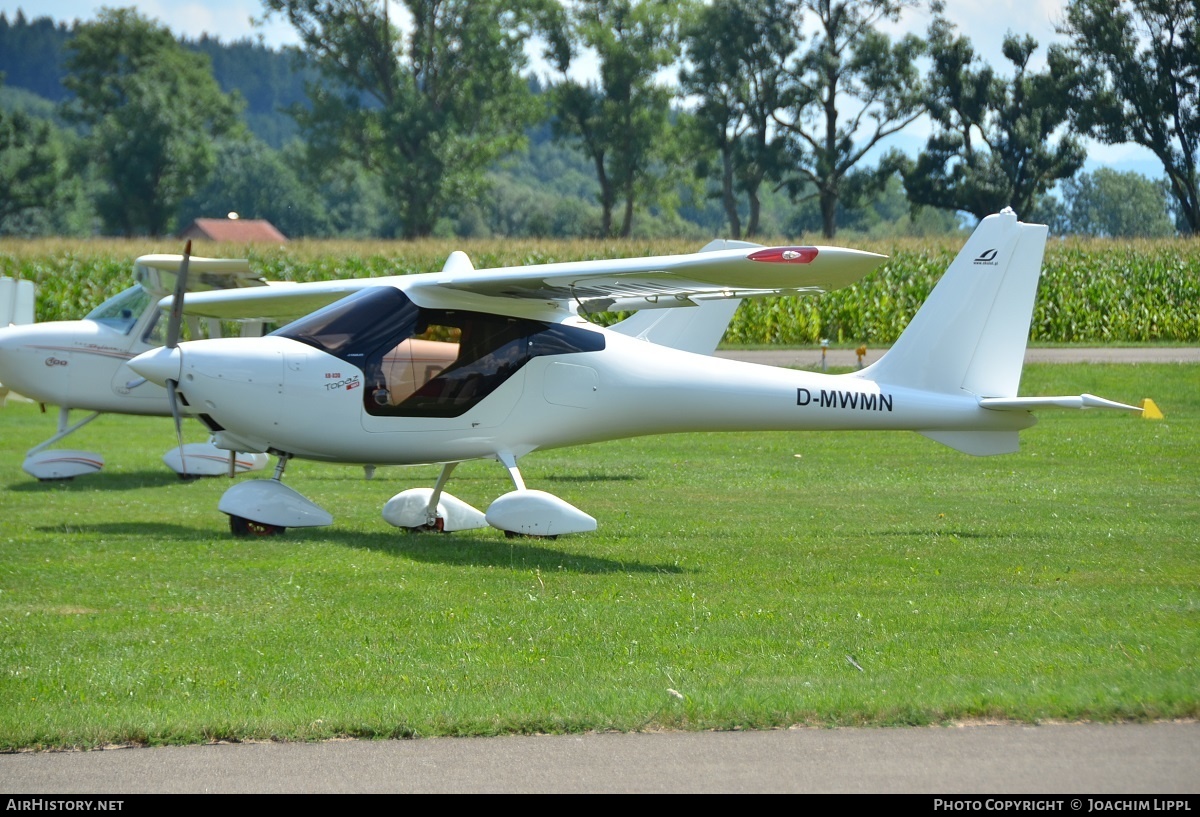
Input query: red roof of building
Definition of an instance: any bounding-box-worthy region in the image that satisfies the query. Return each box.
[179,218,287,243]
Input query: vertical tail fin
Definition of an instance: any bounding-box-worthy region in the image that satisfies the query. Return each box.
[863,210,1048,398]
[608,298,742,355]
[0,277,36,327]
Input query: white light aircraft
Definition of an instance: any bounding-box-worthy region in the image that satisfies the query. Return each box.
[0,252,273,479]
[130,210,1142,537]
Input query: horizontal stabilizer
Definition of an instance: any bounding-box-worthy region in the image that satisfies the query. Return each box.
[979,394,1142,412]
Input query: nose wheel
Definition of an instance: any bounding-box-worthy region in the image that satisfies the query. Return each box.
[229,515,286,537]
[504,530,557,540]
[218,458,332,536]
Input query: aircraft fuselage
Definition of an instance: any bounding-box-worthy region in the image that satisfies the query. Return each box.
[0,319,170,415]
[152,323,1033,466]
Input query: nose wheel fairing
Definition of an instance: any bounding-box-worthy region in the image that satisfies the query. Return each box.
[219,478,334,532]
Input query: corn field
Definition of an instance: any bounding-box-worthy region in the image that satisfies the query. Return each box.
[1,235,1197,343]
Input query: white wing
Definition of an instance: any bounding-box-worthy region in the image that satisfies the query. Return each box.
[414,244,886,314]
[169,242,887,322]
[170,279,379,322]
[134,254,267,297]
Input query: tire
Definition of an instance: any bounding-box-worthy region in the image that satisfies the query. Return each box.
[229,515,286,537]
[504,530,556,540]
[401,518,445,533]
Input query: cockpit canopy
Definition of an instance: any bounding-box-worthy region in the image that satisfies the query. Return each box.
[85,286,152,334]
[273,287,604,417]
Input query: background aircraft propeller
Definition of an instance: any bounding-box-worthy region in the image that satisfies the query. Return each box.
[165,241,190,475]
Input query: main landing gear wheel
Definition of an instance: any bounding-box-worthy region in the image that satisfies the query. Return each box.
[229,515,286,537]
[400,518,446,533]
[504,530,557,540]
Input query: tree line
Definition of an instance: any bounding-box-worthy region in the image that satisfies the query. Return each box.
[0,0,1192,240]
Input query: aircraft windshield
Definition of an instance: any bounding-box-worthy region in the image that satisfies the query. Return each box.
[84,286,151,334]
[274,287,604,417]
[272,287,421,362]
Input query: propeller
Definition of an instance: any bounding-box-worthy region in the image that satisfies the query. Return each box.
[166,241,191,476]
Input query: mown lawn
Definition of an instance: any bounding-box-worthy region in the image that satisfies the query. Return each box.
[0,363,1196,749]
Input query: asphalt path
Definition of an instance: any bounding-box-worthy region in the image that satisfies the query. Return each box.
[3,347,1197,794]
[716,347,1200,368]
[2,723,1197,794]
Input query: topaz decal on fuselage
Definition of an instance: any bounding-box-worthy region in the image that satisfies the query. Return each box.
[797,387,893,412]
[325,375,360,392]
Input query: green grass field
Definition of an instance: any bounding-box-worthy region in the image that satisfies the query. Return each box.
[0,363,1196,749]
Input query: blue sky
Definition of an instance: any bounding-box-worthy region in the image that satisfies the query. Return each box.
[0,0,1164,178]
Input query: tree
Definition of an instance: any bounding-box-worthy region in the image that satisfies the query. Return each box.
[62,8,241,236]
[680,0,793,238]
[772,0,929,239]
[0,12,73,103]
[902,22,1085,221]
[1053,0,1200,234]
[265,0,553,238]
[177,137,329,237]
[0,78,72,234]
[189,34,318,149]
[1061,168,1176,237]
[310,154,397,237]
[550,0,690,237]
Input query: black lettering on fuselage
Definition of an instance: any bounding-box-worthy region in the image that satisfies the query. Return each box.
[797,387,892,412]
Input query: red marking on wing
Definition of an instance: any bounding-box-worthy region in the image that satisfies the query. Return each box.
[746,247,819,264]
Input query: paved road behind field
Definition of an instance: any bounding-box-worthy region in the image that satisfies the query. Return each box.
[717,347,1200,368]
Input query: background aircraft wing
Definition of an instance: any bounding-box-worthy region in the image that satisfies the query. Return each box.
[134,254,268,297]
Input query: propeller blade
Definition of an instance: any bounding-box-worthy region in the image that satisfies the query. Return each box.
[163,242,191,475]
[166,378,187,476]
[165,240,191,349]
